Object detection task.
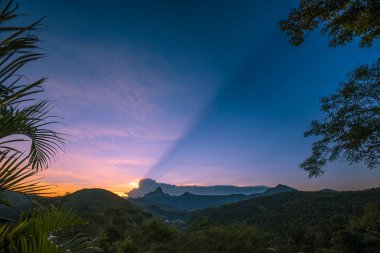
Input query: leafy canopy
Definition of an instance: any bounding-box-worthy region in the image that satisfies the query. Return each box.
[300,60,380,176]
[280,0,380,48]
[281,0,380,176]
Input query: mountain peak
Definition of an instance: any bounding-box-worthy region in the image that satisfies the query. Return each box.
[260,184,297,196]
[275,184,294,189]
[154,187,163,194]
[127,178,269,198]
[143,187,166,197]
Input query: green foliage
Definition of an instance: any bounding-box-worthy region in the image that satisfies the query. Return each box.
[348,201,380,251]
[0,0,59,204]
[300,59,380,176]
[280,0,380,48]
[281,0,380,176]
[0,0,64,172]
[180,225,271,253]
[191,189,380,252]
[0,207,101,253]
[0,1,101,252]
[45,188,380,252]
[0,153,51,207]
[93,207,271,253]
[108,237,137,253]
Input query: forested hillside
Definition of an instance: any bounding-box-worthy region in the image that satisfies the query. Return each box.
[190,188,380,252]
[46,188,380,252]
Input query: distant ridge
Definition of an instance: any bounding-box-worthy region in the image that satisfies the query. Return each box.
[256,184,297,196]
[127,178,269,198]
[129,183,298,220]
[320,188,336,193]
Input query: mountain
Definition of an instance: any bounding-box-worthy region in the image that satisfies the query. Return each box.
[190,188,380,236]
[253,184,296,196]
[130,187,252,211]
[60,188,154,235]
[61,188,138,213]
[127,178,269,198]
[129,184,298,220]
[320,188,336,193]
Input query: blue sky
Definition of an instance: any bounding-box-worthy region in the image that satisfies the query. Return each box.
[18,0,380,195]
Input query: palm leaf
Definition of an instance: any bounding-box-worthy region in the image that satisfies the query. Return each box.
[19,233,61,253]
[53,233,103,253]
[0,152,51,206]
[0,101,65,170]
[0,0,64,171]
[16,208,102,253]
[0,2,98,252]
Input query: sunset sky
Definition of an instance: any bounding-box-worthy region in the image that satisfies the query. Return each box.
[19,0,380,196]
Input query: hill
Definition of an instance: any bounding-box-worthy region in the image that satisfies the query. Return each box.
[127,178,269,197]
[61,188,137,213]
[190,188,380,236]
[0,191,34,220]
[59,188,153,235]
[130,187,251,211]
[129,184,297,220]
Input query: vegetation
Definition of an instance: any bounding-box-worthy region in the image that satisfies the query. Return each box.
[281,0,380,176]
[0,1,379,252]
[0,1,100,252]
[51,188,380,253]
[59,189,272,253]
[280,0,380,48]
[190,189,380,252]
[299,60,380,177]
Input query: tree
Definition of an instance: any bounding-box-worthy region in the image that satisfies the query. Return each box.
[0,1,101,252]
[280,0,380,176]
[0,0,63,202]
[299,60,380,177]
[280,0,380,48]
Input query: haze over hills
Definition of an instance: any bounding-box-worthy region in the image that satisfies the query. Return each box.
[127,178,269,198]
[129,184,297,220]
[0,183,296,222]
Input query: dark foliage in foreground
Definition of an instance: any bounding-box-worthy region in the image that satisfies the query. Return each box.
[51,188,380,253]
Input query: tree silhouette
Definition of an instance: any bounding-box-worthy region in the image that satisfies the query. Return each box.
[281,0,379,176]
[0,1,101,252]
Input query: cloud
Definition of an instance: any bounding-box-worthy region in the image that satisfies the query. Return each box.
[41,151,152,195]
[31,36,225,195]
[46,78,157,121]
[62,124,178,142]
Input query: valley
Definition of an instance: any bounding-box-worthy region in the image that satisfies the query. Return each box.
[1,183,379,252]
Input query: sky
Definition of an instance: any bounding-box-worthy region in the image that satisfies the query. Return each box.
[17,0,380,196]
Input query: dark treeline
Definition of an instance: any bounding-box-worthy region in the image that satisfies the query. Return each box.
[44,188,380,253]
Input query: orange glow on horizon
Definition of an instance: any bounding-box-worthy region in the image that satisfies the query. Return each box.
[40,181,138,197]
[128,180,140,189]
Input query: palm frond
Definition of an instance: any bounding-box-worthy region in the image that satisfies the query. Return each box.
[0,101,65,170]
[16,208,102,253]
[0,152,51,206]
[0,2,94,252]
[19,233,61,253]
[54,233,103,253]
[21,207,86,235]
[0,0,64,171]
